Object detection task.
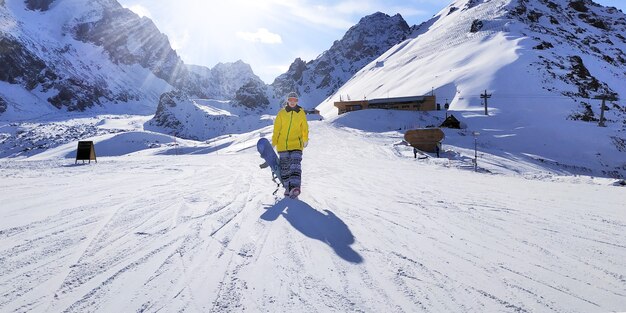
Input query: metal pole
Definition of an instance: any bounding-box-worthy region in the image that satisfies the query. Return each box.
[599,98,606,127]
[484,92,488,116]
[173,132,179,156]
[474,137,477,171]
[480,90,492,116]
[595,93,618,127]
[472,131,480,172]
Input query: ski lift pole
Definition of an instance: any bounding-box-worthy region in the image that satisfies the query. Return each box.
[595,93,618,127]
[599,97,606,127]
[174,133,178,156]
[172,131,180,156]
[472,131,480,172]
[480,90,491,116]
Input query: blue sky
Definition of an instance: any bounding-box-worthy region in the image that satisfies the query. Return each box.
[117,0,626,83]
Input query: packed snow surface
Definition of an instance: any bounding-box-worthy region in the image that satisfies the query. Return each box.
[1,117,624,312]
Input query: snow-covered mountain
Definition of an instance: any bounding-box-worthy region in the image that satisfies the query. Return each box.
[270,12,413,109]
[0,0,260,120]
[187,60,265,101]
[146,12,411,140]
[147,62,270,141]
[146,90,273,141]
[318,0,626,178]
[320,0,626,114]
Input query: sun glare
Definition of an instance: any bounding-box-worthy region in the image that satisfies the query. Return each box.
[119,0,364,82]
[127,4,151,18]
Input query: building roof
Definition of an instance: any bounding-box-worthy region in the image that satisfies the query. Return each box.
[368,95,431,104]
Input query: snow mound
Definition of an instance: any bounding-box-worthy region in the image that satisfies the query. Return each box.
[29,131,176,159]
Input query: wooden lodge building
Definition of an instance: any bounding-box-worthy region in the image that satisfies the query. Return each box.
[334,95,436,115]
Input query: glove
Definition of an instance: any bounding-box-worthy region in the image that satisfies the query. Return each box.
[303,141,308,148]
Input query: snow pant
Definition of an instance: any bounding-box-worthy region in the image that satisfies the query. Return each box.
[278,150,303,191]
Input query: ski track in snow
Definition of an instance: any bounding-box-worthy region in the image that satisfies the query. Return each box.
[1,121,625,312]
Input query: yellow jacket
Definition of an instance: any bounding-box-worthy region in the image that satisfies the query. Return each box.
[272,105,309,152]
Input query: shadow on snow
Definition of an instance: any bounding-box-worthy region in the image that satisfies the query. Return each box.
[261,199,363,264]
[154,142,233,156]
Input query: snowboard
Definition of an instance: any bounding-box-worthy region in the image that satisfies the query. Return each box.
[256,138,283,186]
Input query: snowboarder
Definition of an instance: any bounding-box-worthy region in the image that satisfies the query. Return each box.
[272,92,309,198]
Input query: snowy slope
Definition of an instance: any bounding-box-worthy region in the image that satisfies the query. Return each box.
[317,0,626,178]
[0,117,624,312]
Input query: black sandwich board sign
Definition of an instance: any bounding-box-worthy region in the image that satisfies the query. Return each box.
[75,141,97,164]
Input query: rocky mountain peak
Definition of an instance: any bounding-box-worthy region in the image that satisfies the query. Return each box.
[186,60,264,101]
[72,3,188,89]
[504,0,626,100]
[25,0,54,11]
[277,58,307,84]
[353,12,409,34]
[333,12,410,59]
[0,96,7,114]
[270,12,412,109]
[213,60,252,73]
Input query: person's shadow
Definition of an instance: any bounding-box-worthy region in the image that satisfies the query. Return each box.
[261,199,363,264]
